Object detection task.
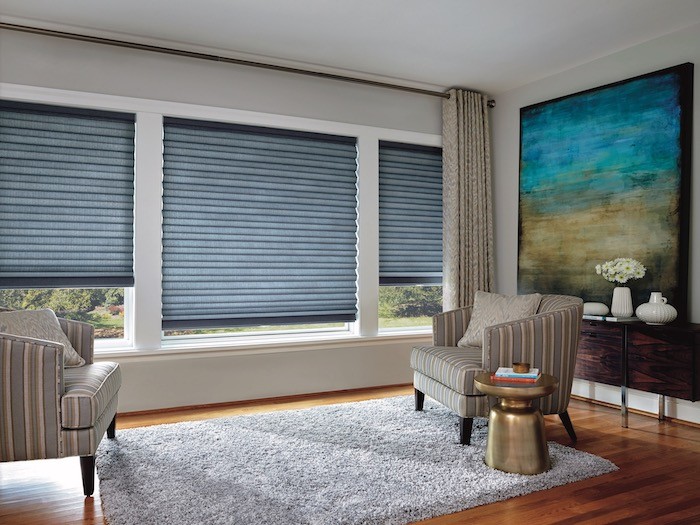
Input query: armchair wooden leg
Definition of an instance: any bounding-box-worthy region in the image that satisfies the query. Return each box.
[559,410,577,442]
[107,414,117,439]
[414,389,425,411]
[80,455,95,497]
[459,417,473,445]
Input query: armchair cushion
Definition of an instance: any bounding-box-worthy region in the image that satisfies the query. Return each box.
[457,291,542,347]
[62,362,121,429]
[0,309,85,367]
[410,345,485,395]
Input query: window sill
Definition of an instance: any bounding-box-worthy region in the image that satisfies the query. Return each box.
[94,329,432,362]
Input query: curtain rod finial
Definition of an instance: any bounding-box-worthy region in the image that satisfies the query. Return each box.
[487,99,496,108]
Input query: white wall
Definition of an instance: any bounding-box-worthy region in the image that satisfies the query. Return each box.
[491,23,700,424]
[116,337,422,411]
[0,29,442,134]
[0,27,440,412]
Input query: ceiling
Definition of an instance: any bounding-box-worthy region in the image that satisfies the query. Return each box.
[1,0,700,94]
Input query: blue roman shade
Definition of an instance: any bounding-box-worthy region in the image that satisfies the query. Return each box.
[0,100,135,288]
[379,141,442,286]
[162,117,358,330]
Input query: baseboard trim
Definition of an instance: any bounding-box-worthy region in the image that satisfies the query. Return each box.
[570,394,700,429]
[118,383,413,418]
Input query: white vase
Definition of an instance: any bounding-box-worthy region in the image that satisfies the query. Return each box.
[635,292,677,325]
[583,302,609,315]
[610,286,633,318]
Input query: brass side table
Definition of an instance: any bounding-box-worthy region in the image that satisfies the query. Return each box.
[473,372,558,475]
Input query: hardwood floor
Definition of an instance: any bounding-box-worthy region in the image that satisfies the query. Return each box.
[1,386,699,524]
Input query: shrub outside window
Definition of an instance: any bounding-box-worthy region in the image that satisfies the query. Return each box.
[379,285,442,331]
[0,288,127,340]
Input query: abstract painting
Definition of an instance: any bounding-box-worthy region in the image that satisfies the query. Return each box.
[518,63,693,320]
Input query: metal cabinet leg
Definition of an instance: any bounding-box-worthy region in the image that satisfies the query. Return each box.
[658,394,666,421]
[621,385,628,428]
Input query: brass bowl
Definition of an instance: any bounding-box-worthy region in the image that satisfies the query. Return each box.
[512,362,530,374]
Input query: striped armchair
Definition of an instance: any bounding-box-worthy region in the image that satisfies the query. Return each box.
[411,294,583,445]
[0,311,121,496]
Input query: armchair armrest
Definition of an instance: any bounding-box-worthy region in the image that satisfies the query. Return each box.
[482,302,583,412]
[483,302,583,371]
[58,318,95,365]
[432,306,474,346]
[0,333,63,461]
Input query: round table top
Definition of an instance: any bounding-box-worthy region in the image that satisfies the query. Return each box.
[473,372,559,401]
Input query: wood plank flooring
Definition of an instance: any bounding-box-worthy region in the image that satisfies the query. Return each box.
[1,385,699,524]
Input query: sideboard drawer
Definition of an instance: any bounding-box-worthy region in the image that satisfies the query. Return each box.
[575,323,623,386]
[627,328,696,400]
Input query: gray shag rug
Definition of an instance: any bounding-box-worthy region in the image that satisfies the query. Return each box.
[96,396,617,525]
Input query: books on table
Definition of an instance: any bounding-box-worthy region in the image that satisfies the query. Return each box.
[582,314,639,322]
[492,367,541,382]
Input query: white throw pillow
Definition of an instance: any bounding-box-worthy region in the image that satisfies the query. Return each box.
[0,309,85,367]
[457,291,543,348]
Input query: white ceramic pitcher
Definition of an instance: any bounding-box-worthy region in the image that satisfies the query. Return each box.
[635,292,677,325]
[649,292,666,304]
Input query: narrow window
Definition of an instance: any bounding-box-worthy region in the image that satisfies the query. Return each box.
[378,141,442,331]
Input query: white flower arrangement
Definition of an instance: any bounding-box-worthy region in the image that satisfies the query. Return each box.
[595,258,646,284]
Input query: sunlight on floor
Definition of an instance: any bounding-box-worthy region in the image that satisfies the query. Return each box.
[0,456,96,494]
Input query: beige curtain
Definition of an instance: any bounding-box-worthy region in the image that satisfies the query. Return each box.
[442,88,495,311]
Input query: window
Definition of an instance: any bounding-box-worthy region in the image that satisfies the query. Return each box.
[0,100,135,341]
[378,141,442,330]
[161,117,358,336]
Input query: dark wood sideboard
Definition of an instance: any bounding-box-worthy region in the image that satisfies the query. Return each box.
[575,319,700,426]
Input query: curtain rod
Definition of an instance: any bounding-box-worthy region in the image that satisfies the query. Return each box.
[1,22,461,100]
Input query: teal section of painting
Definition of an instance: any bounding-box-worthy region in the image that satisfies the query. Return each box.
[518,71,683,307]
